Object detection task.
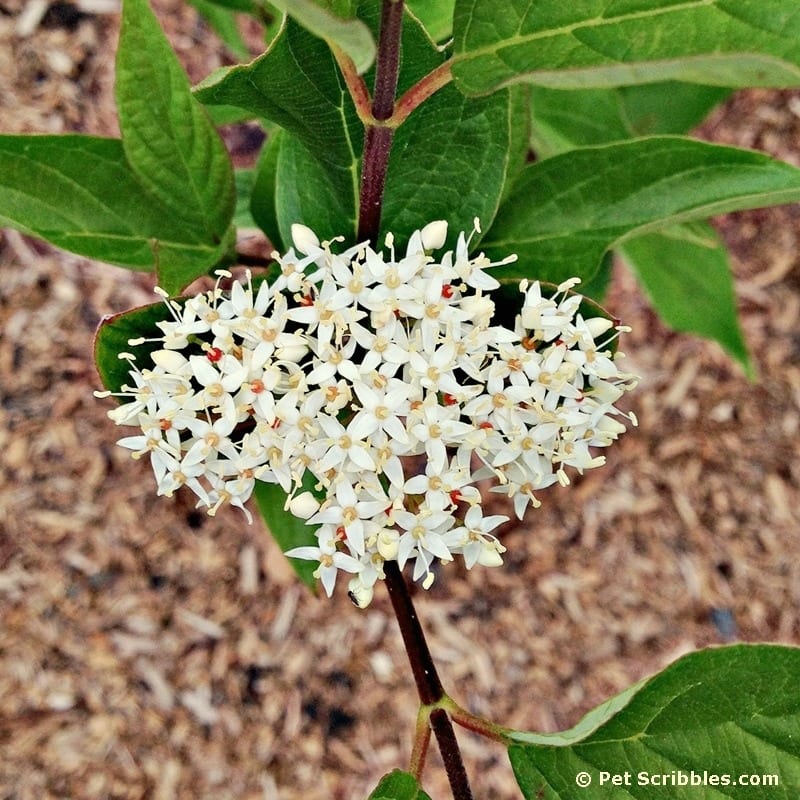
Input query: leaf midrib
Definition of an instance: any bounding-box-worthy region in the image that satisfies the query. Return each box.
[456,0,720,61]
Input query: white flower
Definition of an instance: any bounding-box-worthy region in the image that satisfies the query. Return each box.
[443,506,508,569]
[394,508,455,569]
[100,219,637,605]
[285,538,362,597]
[309,479,388,556]
[347,380,411,443]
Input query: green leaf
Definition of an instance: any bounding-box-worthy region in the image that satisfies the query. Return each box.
[187,0,250,59]
[620,222,752,377]
[276,132,359,244]
[117,0,235,290]
[530,83,731,158]
[94,300,173,395]
[252,478,321,591]
[0,135,229,277]
[195,18,362,241]
[198,5,462,246]
[452,0,800,96]
[196,0,257,11]
[381,85,513,247]
[234,169,258,229]
[367,770,433,800]
[250,130,284,248]
[406,0,456,43]
[509,643,800,799]
[375,8,516,247]
[501,85,532,203]
[481,136,800,286]
[268,0,375,73]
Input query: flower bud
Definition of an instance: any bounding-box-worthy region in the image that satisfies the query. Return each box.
[276,343,309,363]
[584,316,614,340]
[291,223,320,255]
[151,349,188,372]
[289,491,320,520]
[420,220,448,250]
[377,529,399,560]
[477,543,504,568]
[347,577,373,609]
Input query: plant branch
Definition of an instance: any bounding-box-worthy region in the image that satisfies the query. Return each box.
[392,61,453,127]
[442,696,513,744]
[384,560,444,704]
[357,125,394,245]
[384,561,474,799]
[430,709,474,799]
[372,0,405,121]
[409,705,433,780]
[330,44,373,125]
[356,0,405,244]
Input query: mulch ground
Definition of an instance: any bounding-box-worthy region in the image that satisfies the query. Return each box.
[1,2,799,798]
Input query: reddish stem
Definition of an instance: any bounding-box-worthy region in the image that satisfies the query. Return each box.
[356,0,405,244]
[384,562,474,800]
[393,61,453,126]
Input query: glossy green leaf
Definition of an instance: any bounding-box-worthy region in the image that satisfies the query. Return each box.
[530,83,731,158]
[367,770,433,800]
[481,136,800,286]
[268,0,375,73]
[381,85,513,247]
[195,18,362,241]
[620,222,752,377]
[452,0,800,96]
[252,478,320,591]
[117,0,235,291]
[275,132,359,243]
[197,6,467,247]
[501,86,532,203]
[509,644,800,799]
[378,9,519,248]
[0,136,227,277]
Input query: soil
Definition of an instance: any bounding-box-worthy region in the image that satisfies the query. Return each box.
[1,2,799,799]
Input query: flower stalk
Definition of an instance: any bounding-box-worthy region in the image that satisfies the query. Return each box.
[384,560,474,799]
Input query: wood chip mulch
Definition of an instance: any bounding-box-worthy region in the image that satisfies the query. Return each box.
[1,3,799,798]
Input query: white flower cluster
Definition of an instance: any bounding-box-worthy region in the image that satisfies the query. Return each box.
[99,220,637,606]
